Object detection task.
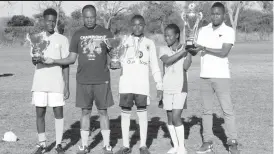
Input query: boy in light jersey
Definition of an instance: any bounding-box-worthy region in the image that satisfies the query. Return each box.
[30,8,70,154]
[159,24,192,154]
[115,15,163,154]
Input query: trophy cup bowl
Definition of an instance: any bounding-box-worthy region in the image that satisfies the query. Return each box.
[26,32,50,63]
[182,3,203,56]
[103,37,124,69]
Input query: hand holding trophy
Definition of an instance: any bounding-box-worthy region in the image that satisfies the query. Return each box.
[103,36,127,69]
[181,3,203,56]
[26,32,50,63]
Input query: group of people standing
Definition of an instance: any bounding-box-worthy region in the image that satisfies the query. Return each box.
[30,2,239,154]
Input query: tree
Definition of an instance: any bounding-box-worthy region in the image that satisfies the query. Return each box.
[225,1,245,32]
[144,1,178,33]
[7,15,34,27]
[71,9,81,20]
[95,1,127,30]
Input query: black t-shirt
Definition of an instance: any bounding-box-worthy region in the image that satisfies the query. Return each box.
[69,25,114,84]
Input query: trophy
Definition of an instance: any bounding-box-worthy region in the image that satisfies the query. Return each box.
[181,3,203,56]
[26,32,50,63]
[103,36,126,69]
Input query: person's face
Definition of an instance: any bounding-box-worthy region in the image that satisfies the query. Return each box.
[131,18,145,36]
[43,15,57,33]
[82,8,96,28]
[211,7,225,26]
[164,28,179,46]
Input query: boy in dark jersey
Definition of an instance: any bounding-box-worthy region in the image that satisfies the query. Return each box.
[43,5,114,154]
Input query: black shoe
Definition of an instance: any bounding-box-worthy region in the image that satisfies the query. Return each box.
[196,141,214,154]
[32,144,47,154]
[55,144,65,154]
[115,147,131,154]
[227,139,240,154]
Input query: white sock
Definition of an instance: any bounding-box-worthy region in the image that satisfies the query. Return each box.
[175,125,186,151]
[38,133,46,147]
[137,109,148,148]
[121,110,131,148]
[80,130,89,147]
[101,129,110,147]
[55,118,64,147]
[167,125,179,153]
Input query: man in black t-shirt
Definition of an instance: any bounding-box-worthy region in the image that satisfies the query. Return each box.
[43,5,114,154]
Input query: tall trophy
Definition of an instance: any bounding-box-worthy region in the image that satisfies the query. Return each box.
[26,32,50,63]
[103,36,126,69]
[181,3,203,56]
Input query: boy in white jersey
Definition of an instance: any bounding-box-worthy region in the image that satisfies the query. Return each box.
[115,15,163,154]
[30,8,70,154]
[159,24,192,154]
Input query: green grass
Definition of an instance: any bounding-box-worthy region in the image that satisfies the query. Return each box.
[0,41,272,154]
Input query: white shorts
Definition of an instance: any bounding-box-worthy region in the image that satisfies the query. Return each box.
[32,92,65,107]
[163,92,187,110]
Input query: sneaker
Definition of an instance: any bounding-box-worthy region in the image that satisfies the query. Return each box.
[103,145,113,154]
[227,139,240,154]
[140,146,151,154]
[55,144,65,154]
[196,141,214,154]
[77,145,89,154]
[32,144,47,154]
[115,147,131,154]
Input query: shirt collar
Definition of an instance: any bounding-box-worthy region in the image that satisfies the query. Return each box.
[207,22,226,31]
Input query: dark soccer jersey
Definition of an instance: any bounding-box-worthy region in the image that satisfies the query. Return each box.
[69,25,114,84]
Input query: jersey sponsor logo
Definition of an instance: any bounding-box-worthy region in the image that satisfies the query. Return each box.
[80,35,106,60]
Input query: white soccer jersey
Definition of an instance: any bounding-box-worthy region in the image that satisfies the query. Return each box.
[118,35,163,96]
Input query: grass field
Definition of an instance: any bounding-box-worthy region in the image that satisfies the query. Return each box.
[0,41,272,154]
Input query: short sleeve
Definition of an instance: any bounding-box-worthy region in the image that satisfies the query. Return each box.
[61,37,70,59]
[69,31,79,53]
[223,28,235,45]
[158,47,169,59]
[196,28,205,46]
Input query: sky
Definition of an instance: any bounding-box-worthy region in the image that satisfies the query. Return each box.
[0,1,186,18]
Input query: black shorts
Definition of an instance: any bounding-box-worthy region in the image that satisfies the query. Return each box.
[76,82,114,110]
[119,93,147,108]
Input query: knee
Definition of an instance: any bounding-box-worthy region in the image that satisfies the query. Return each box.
[82,109,91,117]
[121,107,132,112]
[172,115,182,126]
[98,109,108,116]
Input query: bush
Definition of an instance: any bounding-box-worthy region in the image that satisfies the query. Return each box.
[7,15,34,27]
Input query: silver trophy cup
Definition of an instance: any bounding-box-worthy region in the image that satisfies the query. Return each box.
[104,36,125,69]
[26,32,50,63]
[181,3,203,56]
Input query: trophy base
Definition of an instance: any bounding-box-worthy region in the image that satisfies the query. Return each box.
[185,40,199,56]
[33,56,43,63]
[110,61,121,70]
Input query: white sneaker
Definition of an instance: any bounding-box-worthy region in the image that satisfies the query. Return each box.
[167,147,178,154]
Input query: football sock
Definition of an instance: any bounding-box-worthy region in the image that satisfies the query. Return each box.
[38,133,46,147]
[167,125,179,153]
[137,109,148,148]
[121,110,131,148]
[80,130,89,147]
[175,125,185,150]
[55,118,64,147]
[101,129,110,147]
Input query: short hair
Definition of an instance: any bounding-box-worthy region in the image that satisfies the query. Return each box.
[211,2,225,13]
[165,24,181,40]
[82,5,96,13]
[43,8,57,18]
[131,14,145,23]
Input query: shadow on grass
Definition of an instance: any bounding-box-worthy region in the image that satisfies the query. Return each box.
[47,113,228,152]
[0,73,14,77]
[162,114,228,151]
